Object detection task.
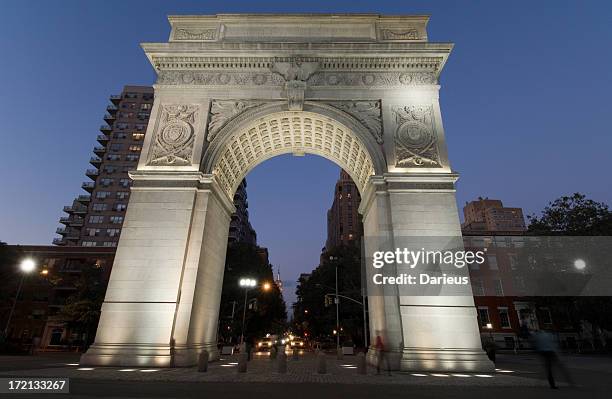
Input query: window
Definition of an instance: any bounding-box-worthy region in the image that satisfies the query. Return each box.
[136,112,149,121]
[143,94,153,101]
[110,144,123,152]
[110,216,124,224]
[124,92,138,99]
[132,133,144,141]
[86,228,101,237]
[107,228,121,237]
[81,241,97,247]
[135,124,147,131]
[114,203,127,211]
[106,154,121,161]
[92,203,107,212]
[477,307,490,327]
[499,307,511,328]
[129,145,141,152]
[103,166,117,174]
[113,132,127,139]
[116,122,129,130]
[539,308,553,326]
[89,215,104,224]
[119,178,131,188]
[487,255,498,270]
[472,278,484,296]
[103,241,118,247]
[96,191,111,199]
[141,103,152,110]
[116,191,129,199]
[126,154,139,161]
[100,178,114,187]
[493,279,504,296]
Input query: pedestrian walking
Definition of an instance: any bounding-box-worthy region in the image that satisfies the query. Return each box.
[375,331,391,376]
[532,329,574,389]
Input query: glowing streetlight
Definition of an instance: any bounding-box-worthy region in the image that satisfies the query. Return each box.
[262,282,271,291]
[574,259,586,271]
[239,278,257,345]
[4,259,37,337]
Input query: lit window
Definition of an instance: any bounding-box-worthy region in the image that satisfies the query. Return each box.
[132,133,144,141]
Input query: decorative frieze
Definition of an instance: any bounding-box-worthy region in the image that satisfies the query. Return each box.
[207,100,269,142]
[173,28,217,41]
[157,70,436,88]
[147,104,199,166]
[392,105,441,167]
[379,28,420,41]
[326,101,383,144]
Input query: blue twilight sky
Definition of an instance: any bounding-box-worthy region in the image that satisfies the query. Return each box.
[1,1,611,306]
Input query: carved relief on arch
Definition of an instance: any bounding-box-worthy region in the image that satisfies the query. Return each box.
[392,105,441,168]
[324,101,383,144]
[147,104,199,166]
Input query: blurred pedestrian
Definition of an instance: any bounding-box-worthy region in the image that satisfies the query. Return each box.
[532,329,574,389]
[375,331,391,376]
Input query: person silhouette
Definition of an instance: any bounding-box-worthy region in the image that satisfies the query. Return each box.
[532,329,574,389]
[375,331,391,375]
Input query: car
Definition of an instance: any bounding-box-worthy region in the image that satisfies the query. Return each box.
[290,338,305,349]
[256,337,274,351]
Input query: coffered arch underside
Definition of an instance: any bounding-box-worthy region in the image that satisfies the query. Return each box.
[209,111,377,199]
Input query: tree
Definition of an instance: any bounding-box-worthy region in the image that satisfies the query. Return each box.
[293,245,366,346]
[526,193,612,347]
[54,262,106,348]
[528,193,612,235]
[218,243,286,343]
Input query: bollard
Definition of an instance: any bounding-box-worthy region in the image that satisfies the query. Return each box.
[292,348,299,360]
[238,352,248,373]
[317,352,327,374]
[198,350,209,372]
[356,352,366,375]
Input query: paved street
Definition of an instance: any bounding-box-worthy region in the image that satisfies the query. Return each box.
[1,351,611,398]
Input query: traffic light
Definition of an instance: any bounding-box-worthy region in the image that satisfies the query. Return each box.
[324,295,331,307]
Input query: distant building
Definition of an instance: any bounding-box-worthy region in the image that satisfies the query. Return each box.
[228,180,257,246]
[1,245,115,349]
[462,197,526,233]
[325,170,363,250]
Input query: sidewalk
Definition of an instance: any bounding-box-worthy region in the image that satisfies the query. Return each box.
[0,351,551,387]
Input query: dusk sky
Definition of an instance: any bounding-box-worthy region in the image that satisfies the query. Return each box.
[1,1,611,306]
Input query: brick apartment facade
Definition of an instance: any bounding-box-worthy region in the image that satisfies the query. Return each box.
[325,170,363,250]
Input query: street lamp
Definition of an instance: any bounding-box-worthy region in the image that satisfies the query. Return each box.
[239,278,257,345]
[486,322,494,341]
[3,259,37,337]
[329,256,341,355]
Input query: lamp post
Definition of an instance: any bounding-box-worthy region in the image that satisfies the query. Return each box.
[239,278,257,345]
[3,259,37,338]
[329,256,341,354]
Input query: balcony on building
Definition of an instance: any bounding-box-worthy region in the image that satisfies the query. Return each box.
[59,216,70,225]
[86,169,99,180]
[77,194,91,204]
[56,227,67,235]
[100,124,112,134]
[109,94,121,105]
[90,156,102,167]
[73,206,87,214]
[96,134,109,145]
[52,237,66,246]
[103,113,116,124]
[106,104,118,114]
[69,217,84,227]
[93,146,106,156]
[82,181,95,193]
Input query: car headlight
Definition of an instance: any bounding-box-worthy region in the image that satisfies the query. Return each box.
[300,342,303,346]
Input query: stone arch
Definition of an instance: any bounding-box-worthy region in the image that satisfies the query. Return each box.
[201,102,387,200]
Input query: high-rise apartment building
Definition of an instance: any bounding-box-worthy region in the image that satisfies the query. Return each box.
[54,85,256,248]
[462,197,526,233]
[54,86,154,248]
[325,170,363,250]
